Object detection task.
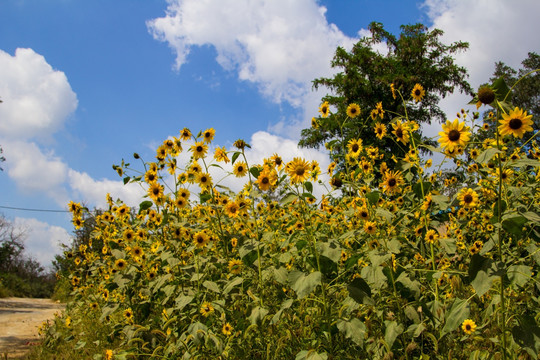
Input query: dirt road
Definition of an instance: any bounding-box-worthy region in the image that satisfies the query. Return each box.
[0,297,65,359]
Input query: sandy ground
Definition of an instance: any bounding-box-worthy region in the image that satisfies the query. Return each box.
[0,297,65,359]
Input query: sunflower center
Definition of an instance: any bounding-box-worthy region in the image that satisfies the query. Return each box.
[295,168,305,176]
[388,178,397,187]
[352,144,359,152]
[396,129,403,138]
[448,129,461,141]
[201,176,207,183]
[509,118,523,130]
[262,177,269,184]
[415,90,421,96]
[464,194,473,203]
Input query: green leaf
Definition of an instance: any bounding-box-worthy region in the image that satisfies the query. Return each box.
[468,255,501,297]
[492,76,511,101]
[304,181,313,193]
[511,314,540,357]
[365,191,380,206]
[347,277,374,306]
[506,265,532,288]
[361,264,387,290]
[396,272,421,299]
[288,271,321,299]
[281,193,298,205]
[199,192,212,203]
[522,211,540,223]
[337,318,366,345]
[476,147,502,163]
[271,299,294,324]
[123,176,130,185]
[223,277,243,294]
[295,350,328,360]
[203,280,221,293]
[511,158,540,168]
[384,321,403,349]
[174,295,194,311]
[100,304,119,322]
[440,298,469,338]
[502,214,527,236]
[413,182,432,199]
[231,152,241,165]
[139,201,153,213]
[249,306,269,325]
[249,166,261,178]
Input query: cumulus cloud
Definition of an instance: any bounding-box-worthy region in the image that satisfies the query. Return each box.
[68,170,147,209]
[421,0,540,137]
[13,217,71,267]
[0,48,78,141]
[147,0,356,107]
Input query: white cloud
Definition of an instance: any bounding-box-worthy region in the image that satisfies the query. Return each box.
[421,0,540,137]
[147,0,356,107]
[68,169,147,209]
[0,48,78,141]
[13,217,71,267]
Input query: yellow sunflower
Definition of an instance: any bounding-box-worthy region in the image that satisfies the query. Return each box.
[202,128,215,143]
[256,169,277,191]
[148,182,164,202]
[461,319,477,335]
[180,128,192,140]
[191,141,208,159]
[233,161,248,177]
[346,103,361,118]
[200,302,214,317]
[193,231,209,248]
[286,157,310,184]
[374,122,387,140]
[222,322,234,336]
[197,172,212,190]
[364,221,377,235]
[347,138,363,158]
[318,101,330,118]
[498,107,533,138]
[411,83,425,102]
[457,188,479,208]
[228,258,243,274]
[115,259,127,271]
[214,146,230,163]
[380,170,404,195]
[224,201,240,218]
[391,120,410,144]
[438,119,471,151]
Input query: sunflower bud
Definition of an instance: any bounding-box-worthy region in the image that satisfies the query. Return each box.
[477,85,495,105]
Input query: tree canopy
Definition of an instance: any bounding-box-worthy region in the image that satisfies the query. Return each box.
[299,22,473,170]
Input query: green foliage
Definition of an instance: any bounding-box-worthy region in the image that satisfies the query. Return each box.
[299,22,472,169]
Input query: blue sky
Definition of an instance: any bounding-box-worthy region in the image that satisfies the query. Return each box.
[0,0,538,266]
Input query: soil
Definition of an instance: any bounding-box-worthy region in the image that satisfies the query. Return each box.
[0,297,65,359]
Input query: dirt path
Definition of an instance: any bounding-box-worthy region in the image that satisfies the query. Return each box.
[0,297,65,359]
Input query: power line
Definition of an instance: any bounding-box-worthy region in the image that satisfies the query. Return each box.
[0,205,69,213]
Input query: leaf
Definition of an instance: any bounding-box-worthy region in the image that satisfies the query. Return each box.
[223,277,243,294]
[440,298,470,338]
[100,304,119,321]
[511,158,540,168]
[468,255,501,297]
[413,182,432,199]
[511,314,540,357]
[174,295,194,311]
[347,277,374,305]
[502,214,528,236]
[139,200,153,213]
[281,193,298,205]
[248,306,269,325]
[476,147,502,163]
[199,192,212,203]
[396,272,421,299]
[337,318,366,345]
[271,299,293,324]
[361,264,387,290]
[506,265,532,288]
[231,152,241,164]
[365,191,380,206]
[123,176,130,185]
[295,350,328,360]
[288,271,321,299]
[249,166,261,178]
[304,181,313,193]
[522,211,540,223]
[203,280,221,293]
[492,76,511,101]
[384,321,403,349]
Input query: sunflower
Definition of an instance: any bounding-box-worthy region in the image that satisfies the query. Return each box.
[271,153,284,169]
[286,157,310,184]
[200,302,214,317]
[357,206,369,220]
[115,259,127,271]
[222,322,233,336]
[364,221,377,235]
[123,308,134,322]
[498,107,533,138]
[131,246,144,258]
[476,85,496,107]
[232,161,248,177]
[148,182,164,202]
[318,101,330,118]
[191,141,208,160]
[202,128,215,143]
[180,128,192,140]
[214,146,230,163]
[392,120,410,144]
[225,201,240,218]
[411,83,425,102]
[256,169,277,191]
[311,117,319,129]
[438,119,471,151]
[461,319,477,335]
[228,258,243,274]
[175,197,188,209]
[193,231,209,248]
[371,102,384,120]
[424,229,439,244]
[381,170,404,195]
[197,172,212,190]
[346,103,361,118]
[390,83,397,99]
[123,229,135,242]
[68,201,82,216]
[374,122,387,140]
[457,188,479,208]
[347,138,363,158]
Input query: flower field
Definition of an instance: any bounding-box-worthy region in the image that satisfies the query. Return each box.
[33,79,539,359]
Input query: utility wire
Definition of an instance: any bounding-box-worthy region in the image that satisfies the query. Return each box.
[0,205,69,213]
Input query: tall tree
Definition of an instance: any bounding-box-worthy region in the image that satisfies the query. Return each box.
[299,22,473,169]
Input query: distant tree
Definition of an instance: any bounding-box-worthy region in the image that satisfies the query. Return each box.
[299,22,473,170]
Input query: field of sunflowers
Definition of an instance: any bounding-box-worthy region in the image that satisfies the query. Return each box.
[31,79,539,360]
